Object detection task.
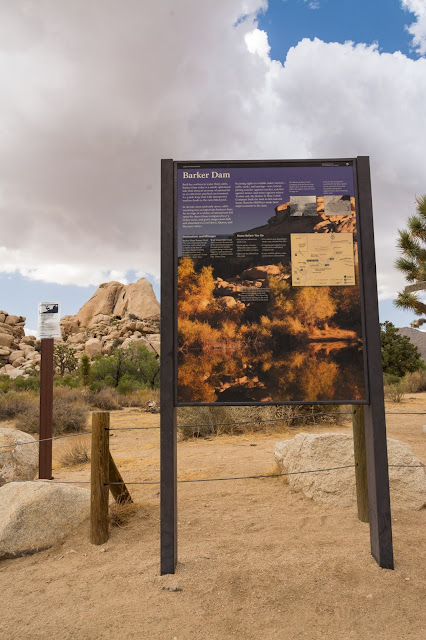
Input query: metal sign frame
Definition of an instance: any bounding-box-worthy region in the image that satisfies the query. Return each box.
[160,156,393,574]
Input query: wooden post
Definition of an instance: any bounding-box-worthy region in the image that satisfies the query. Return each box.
[109,452,132,504]
[90,412,110,545]
[39,338,54,479]
[352,405,369,523]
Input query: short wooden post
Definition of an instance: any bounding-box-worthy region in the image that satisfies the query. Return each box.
[109,453,133,504]
[90,412,110,545]
[39,338,54,479]
[352,405,369,523]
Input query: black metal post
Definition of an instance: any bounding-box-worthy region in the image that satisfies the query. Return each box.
[160,158,178,574]
[356,156,394,569]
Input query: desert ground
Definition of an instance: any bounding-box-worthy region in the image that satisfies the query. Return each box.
[1,395,425,640]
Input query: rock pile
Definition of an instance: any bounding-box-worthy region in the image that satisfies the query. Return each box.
[0,277,160,379]
[0,311,40,379]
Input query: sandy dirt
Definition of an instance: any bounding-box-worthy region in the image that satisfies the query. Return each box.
[1,395,425,640]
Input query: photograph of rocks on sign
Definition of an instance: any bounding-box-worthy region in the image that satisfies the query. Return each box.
[177,196,365,403]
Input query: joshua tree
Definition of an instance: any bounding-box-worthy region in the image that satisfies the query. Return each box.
[394,195,426,327]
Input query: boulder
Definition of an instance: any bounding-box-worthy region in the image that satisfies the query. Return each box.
[274,433,426,510]
[0,481,90,558]
[75,281,125,326]
[241,265,281,280]
[9,350,25,364]
[0,334,14,348]
[0,427,38,484]
[84,338,103,358]
[5,315,20,326]
[112,278,160,320]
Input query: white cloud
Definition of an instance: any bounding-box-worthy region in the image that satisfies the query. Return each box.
[0,0,426,306]
[245,28,271,60]
[401,0,426,54]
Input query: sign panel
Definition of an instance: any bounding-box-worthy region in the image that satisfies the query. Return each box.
[37,302,62,339]
[176,160,367,404]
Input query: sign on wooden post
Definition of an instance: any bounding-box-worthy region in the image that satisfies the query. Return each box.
[37,302,61,480]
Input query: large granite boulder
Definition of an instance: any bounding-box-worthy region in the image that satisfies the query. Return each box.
[0,481,90,558]
[274,433,426,510]
[0,427,38,485]
[113,278,160,319]
[74,278,159,327]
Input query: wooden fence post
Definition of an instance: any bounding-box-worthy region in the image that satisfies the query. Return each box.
[352,405,369,522]
[90,412,110,545]
[109,453,132,504]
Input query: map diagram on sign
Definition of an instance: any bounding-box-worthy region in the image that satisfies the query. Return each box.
[291,233,355,286]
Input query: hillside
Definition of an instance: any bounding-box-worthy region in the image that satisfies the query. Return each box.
[398,326,426,362]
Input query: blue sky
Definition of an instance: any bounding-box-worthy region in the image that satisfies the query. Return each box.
[259,0,418,61]
[1,0,425,332]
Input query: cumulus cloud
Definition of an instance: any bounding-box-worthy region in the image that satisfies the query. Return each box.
[0,0,426,305]
[401,0,426,54]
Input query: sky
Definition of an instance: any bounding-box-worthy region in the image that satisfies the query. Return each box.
[1,0,426,334]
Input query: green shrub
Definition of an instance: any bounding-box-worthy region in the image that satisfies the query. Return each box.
[90,344,159,389]
[12,374,40,391]
[0,376,12,393]
[54,374,80,388]
[383,372,401,387]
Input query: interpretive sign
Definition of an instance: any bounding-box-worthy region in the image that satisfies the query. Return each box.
[37,302,61,339]
[161,157,394,575]
[175,160,367,405]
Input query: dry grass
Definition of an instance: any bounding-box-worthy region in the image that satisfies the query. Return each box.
[59,440,91,467]
[177,404,346,439]
[108,501,139,527]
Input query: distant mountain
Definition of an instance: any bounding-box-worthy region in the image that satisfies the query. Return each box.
[397,327,426,362]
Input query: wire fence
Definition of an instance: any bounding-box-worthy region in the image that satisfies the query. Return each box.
[1,408,424,492]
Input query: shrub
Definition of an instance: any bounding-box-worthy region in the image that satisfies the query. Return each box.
[12,374,40,391]
[0,375,12,393]
[60,440,90,467]
[90,344,159,389]
[109,501,139,527]
[384,382,405,403]
[14,387,89,435]
[177,403,345,439]
[88,388,121,411]
[403,369,426,393]
[54,374,80,388]
[0,391,38,421]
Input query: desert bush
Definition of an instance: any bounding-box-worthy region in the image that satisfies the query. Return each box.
[14,387,89,435]
[60,440,90,467]
[403,369,426,393]
[117,387,160,408]
[109,501,139,527]
[177,403,346,439]
[0,375,12,393]
[384,382,405,403]
[54,374,80,388]
[0,391,38,421]
[383,372,401,387]
[88,387,121,411]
